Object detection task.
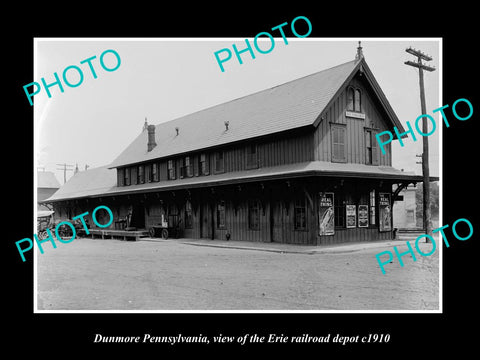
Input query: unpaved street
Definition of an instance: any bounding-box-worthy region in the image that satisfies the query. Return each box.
[36,238,439,311]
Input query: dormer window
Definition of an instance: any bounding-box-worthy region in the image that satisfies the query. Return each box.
[167,159,176,180]
[181,156,193,178]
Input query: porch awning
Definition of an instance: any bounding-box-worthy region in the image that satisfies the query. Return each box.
[42,161,438,203]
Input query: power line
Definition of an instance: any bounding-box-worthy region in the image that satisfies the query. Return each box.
[56,163,74,184]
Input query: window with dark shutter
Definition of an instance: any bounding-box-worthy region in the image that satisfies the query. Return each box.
[152,163,159,182]
[331,124,346,163]
[117,168,124,186]
[138,165,144,184]
[124,167,130,186]
[246,144,258,169]
[215,151,224,173]
[168,159,176,180]
[131,166,137,185]
[365,129,379,165]
[199,153,209,176]
[181,156,193,178]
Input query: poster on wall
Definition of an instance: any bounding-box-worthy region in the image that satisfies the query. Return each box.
[358,204,369,228]
[346,205,356,228]
[379,193,392,232]
[318,192,334,235]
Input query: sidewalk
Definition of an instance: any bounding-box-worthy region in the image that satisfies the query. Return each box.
[140,236,403,255]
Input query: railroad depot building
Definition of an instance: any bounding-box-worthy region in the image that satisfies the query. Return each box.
[42,49,433,245]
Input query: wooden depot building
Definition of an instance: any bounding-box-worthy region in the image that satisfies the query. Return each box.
[42,46,434,245]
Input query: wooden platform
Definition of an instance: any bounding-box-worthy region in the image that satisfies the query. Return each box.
[86,229,149,241]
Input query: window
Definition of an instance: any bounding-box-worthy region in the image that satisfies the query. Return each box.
[354,89,361,112]
[331,124,346,162]
[246,144,258,169]
[347,87,355,111]
[117,168,124,186]
[294,197,307,230]
[334,192,346,228]
[369,190,376,225]
[347,87,362,112]
[185,200,193,228]
[365,129,378,165]
[167,159,176,180]
[152,163,158,182]
[181,156,193,178]
[124,167,130,186]
[248,200,260,230]
[137,165,144,184]
[215,151,224,173]
[217,200,226,229]
[199,153,209,175]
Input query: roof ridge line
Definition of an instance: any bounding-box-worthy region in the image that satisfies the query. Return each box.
[150,59,358,128]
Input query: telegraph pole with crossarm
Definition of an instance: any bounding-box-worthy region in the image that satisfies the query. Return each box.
[404,47,435,237]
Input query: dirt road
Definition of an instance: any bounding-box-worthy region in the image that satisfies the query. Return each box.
[36,238,439,311]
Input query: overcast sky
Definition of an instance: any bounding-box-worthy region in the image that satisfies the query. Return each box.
[34,38,441,185]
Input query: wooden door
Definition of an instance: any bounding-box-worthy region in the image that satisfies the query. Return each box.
[200,202,211,238]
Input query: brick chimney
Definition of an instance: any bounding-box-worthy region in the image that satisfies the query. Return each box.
[147,124,157,152]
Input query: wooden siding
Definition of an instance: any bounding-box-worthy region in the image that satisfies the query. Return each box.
[55,177,394,246]
[314,74,392,166]
[117,130,314,187]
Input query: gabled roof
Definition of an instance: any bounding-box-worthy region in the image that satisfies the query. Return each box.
[43,161,432,203]
[37,171,61,189]
[109,57,403,169]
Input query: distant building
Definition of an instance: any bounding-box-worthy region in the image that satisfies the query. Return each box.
[37,171,61,210]
[393,185,418,230]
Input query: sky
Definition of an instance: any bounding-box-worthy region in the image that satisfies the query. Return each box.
[34,38,441,185]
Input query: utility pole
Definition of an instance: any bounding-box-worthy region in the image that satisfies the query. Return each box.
[405,47,435,237]
[56,163,74,184]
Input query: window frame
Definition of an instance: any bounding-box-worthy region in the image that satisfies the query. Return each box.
[152,163,159,182]
[331,123,347,163]
[181,156,193,178]
[124,167,131,186]
[199,153,209,176]
[214,151,225,174]
[137,165,145,184]
[245,143,258,169]
[167,159,176,180]
[354,88,362,112]
[347,87,355,111]
[294,197,307,231]
[365,128,379,165]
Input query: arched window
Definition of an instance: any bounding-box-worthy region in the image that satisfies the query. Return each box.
[354,89,361,112]
[347,87,355,111]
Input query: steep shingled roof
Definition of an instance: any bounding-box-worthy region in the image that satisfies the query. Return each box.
[109,59,373,168]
